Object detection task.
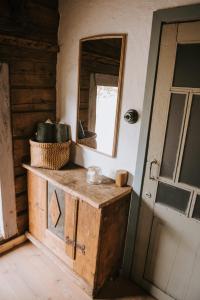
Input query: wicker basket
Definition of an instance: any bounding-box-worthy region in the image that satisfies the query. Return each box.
[78,131,97,149]
[30,139,71,170]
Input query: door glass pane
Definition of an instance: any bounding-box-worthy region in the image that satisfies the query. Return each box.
[160,93,186,178]
[173,44,200,88]
[179,95,200,188]
[156,182,190,213]
[192,195,200,220]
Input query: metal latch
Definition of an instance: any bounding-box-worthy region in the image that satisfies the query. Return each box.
[149,159,159,180]
[66,236,86,255]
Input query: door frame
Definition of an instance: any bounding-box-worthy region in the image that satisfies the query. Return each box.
[122,3,200,277]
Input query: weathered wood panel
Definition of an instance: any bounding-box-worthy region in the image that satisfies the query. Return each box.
[10,73,56,88]
[0,63,18,239]
[26,168,132,295]
[28,171,47,241]
[14,166,27,177]
[15,175,27,195]
[95,195,130,292]
[12,102,56,113]
[17,212,29,235]
[0,34,58,52]
[23,163,132,209]
[13,139,30,167]
[65,195,79,259]
[0,0,59,43]
[16,193,28,214]
[0,0,58,236]
[0,46,57,62]
[12,111,55,138]
[74,200,101,285]
[10,61,56,76]
[11,88,56,105]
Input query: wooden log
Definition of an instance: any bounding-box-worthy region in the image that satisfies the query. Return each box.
[10,73,56,88]
[80,89,89,103]
[0,34,58,52]
[24,1,59,29]
[79,110,89,125]
[0,18,57,44]
[0,45,57,62]
[10,61,56,76]
[0,63,18,239]
[11,88,56,105]
[12,102,56,113]
[14,166,26,177]
[13,139,30,167]
[15,175,27,195]
[0,0,58,236]
[0,235,27,255]
[80,72,90,89]
[17,212,29,235]
[12,111,55,138]
[16,193,28,214]
[79,102,89,110]
[31,0,58,9]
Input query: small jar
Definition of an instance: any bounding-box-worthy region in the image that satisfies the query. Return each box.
[87,166,102,185]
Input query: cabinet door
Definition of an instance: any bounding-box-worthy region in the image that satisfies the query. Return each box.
[44,182,73,267]
[28,171,47,241]
[73,200,101,286]
[65,194,79,259]
[65,195,101,285]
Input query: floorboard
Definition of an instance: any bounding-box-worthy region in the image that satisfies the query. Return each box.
[0,242,155,300]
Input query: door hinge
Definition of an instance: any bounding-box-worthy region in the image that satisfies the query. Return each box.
[66,236,86,255]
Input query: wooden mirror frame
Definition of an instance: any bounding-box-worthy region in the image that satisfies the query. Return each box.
[76,34,127,157]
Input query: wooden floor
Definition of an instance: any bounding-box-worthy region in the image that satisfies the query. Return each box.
[0,242,155,300]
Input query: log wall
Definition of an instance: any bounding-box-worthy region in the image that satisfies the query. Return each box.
[0,0,59,236]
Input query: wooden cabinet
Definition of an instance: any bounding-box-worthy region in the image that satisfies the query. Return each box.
[25,164,131,296]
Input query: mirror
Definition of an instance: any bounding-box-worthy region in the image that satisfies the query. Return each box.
[77,34,126,156]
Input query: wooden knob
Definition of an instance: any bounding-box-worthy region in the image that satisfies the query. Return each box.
[115,170,128,187]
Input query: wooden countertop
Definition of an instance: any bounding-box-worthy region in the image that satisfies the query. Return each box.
[23,163,132,209]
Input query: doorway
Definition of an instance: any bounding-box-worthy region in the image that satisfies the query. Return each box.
[133,21,200,300]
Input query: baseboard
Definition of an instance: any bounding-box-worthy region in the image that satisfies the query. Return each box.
[0,234,27,255]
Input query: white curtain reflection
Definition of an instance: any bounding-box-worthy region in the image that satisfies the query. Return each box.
[95,85,118,154]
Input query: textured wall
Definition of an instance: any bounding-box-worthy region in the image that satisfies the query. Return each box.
[0,0,59,236]
[57,0,197,184]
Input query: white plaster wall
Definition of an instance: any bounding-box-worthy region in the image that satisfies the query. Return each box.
[57,0,197,184]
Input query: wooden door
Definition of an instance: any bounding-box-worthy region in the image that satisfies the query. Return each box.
[133,21,200,300]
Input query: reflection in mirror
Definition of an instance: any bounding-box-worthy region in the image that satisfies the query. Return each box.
[77,35,126,156]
